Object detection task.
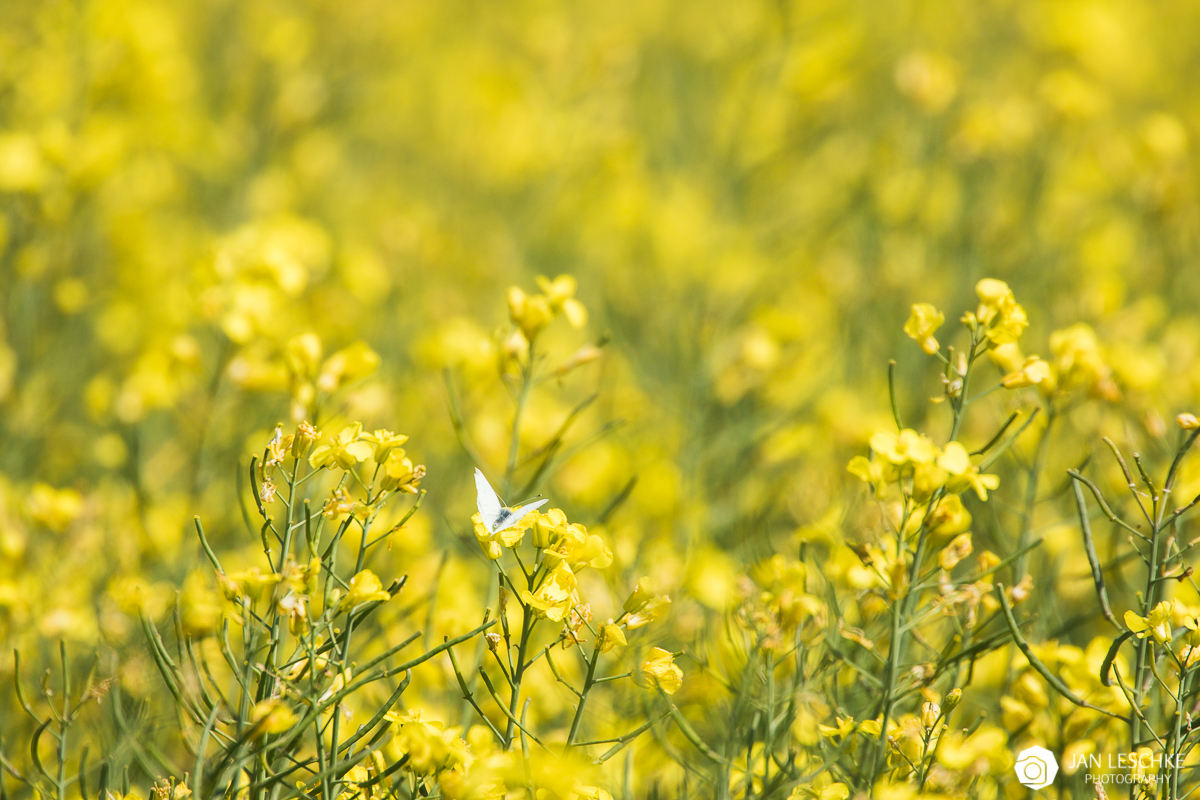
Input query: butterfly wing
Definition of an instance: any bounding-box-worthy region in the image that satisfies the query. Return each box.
[474,468,504,532]
[501,499,548,529]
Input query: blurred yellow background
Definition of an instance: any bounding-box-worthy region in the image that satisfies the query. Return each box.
[3,0,1200,793]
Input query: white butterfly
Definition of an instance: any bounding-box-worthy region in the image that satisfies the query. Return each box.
[474,468,548,534]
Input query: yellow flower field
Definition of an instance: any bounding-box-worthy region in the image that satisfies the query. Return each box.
[3,0,1200,798]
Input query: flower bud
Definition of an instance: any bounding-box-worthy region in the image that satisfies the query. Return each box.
[531,512,559,548]
[921,701,940,729]
[623,578,653,614]
[292,421,319,458]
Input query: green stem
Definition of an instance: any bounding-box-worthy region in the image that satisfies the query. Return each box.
[1015,406,1054,580]
[872,335,980,796]
[566,643,602,747]
[504,605,534,747]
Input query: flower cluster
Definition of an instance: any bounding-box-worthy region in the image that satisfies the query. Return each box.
[506,275,588,344]
[849,431,999,502]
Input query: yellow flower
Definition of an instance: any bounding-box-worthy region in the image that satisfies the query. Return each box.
[507,286,554,340]
[316,341,380,393]
[1049,323,1120,400]
[263,425,289,470]
[472,510,530,558]
[309,423,373,470]
[988,302,1028,345]
[292,421,319,458]
[518,562,577,621]
[339,570,392,612]
[902,303,944,354]
[1002,355,1054,390]
[847,455,897,496]
[1181,606,1200,631]
[1126,600,1175,644]
[251,700,299,736]
[1178,413,1200,430]
[974,278,1028,344]
[536,273,588,328]
[870,429,939,466]
[278,592,309,635]
[975,278,1012,310]
[818,785,850,800]
[817,716,879,756]
[541,519,613,570]
[988,341,1025,372]
[26,483,84,532]
[321,486,369,519]
[936,441,972,474]
[1131,747,1159,785]
[380,449,425,493]
[285,332,322,380]
[938,533,973,570]
[319,668,353,704]
[218,566,282,604]
[1181,644,1200,669]
[637,647,683,694]
[939,442,1000,500]
[911,460,947,502]
[180,573,225,638]
[936,724,1011,773]
[362,429,409,462]
[976,551,1001,575]
[531,507,570,547]
[598,621,627,653]
[623,577,672,629]
[626,596,672,630]
[573,788,613,800]
[927,493,972,537]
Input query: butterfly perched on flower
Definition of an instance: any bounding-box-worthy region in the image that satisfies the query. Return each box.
[474,468,548,534]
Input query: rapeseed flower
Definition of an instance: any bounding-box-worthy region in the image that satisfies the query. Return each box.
[519,561,577,621]
[1001,355,1054,390]
[339,569,392,612]
[251,700,299,736]
[26,483,83,532]
[870,429,939,466]
[598,621,627,653]
[536,274,588,328]
[637,647,683,694]
[1126,600,1176,644]
[903,303,944,354]
[309,423,373,470]
[362,429,408,462]
[380,450,425,493]
[938,442,1000,500]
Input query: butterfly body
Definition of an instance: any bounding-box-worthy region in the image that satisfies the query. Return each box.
[474,468,548,534]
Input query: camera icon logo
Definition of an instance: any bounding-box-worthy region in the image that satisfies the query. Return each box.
[1014,745,1059,789]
